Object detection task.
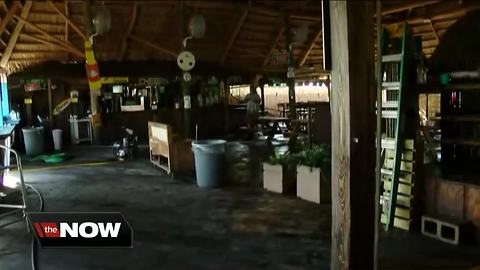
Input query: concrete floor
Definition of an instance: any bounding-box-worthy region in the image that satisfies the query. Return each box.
[0,142,479,269]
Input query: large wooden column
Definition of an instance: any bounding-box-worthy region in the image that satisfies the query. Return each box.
[330,1,375,269]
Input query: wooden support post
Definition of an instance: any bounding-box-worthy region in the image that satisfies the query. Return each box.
[284,14,296,120]
[47,78,53,124]
[179,2,192,138]
[330,1,375,269]
[321,0,331,71]
[0,1,32,68]
[374,1,382,269]
[260,82,265,114]
[84,0,101,144]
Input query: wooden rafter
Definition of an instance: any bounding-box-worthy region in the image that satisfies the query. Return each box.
[129,35,178,58]
[428,19,439,42]
[21,34,84,58]
[47,0,87,40]
[0,1,19,36]
[65,1,69,42]
[220,7,249,66]
[386,3,480,26]
[119,3,139,60]
[12,14,83,57]
[297,26,322,68]
[1,1,7,12]
[262,25,284,67]
[0,1,32,68]
[231,46,265,58]
[382,1,442,16]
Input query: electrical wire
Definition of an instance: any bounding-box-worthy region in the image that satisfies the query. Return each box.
[25,184,44,270]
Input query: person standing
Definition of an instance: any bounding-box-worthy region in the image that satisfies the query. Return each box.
[244,85,261,136]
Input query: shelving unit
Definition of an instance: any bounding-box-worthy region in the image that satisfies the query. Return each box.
[436,83,480,175]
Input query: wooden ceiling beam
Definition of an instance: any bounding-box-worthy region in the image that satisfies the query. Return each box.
[0,1,20,36]
[47,0,87,40]
[382,1,442,16]
[262,25,284,67]
[231,46,266,58]
[12,14,83,57]
[385,4,480,26]
[1,1,32,68]
[119,3,139,61]
[129,34,178,58]
[297,26,322,68]
[220,6,249,66]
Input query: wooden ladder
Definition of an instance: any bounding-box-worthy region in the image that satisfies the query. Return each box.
[381,23,411,231]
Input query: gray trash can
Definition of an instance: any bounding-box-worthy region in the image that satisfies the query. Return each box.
[52,129,63,151]
[192,140,226,188]
[22,126,45,156]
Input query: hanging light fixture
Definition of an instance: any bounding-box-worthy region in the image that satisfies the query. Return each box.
[92,4,111,37]
[183,14,206,48]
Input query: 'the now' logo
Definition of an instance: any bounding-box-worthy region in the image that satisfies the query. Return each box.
[33,222,121,238]
[28,212,133,248]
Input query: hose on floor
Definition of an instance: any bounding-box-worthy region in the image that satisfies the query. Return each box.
[26,184,44,270]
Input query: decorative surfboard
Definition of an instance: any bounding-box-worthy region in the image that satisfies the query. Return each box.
[53,98,72,115]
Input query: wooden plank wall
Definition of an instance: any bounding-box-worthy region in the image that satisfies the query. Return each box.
[425,177,480,228]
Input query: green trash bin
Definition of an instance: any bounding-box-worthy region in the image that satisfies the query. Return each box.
[192,140,226,188]
[22,127,45,156]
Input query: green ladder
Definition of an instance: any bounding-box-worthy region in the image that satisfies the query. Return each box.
[381,23,411,231]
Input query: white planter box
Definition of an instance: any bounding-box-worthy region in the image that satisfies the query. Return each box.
[297,165,331,204]
[262,163,283,194]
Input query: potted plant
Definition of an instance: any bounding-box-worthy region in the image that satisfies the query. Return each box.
[296,144,331,204]
[262,151,298,195]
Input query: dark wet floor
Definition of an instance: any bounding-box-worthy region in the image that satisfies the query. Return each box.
[0,141,478,269]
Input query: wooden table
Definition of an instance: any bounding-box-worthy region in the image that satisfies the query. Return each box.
[258,116,291,141]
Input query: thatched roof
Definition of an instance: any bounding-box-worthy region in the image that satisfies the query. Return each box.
[1,0,479,77]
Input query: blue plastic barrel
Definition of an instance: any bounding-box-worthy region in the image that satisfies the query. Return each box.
[192,140,226,188]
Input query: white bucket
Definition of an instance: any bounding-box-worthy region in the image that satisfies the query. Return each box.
[52,129,63,150]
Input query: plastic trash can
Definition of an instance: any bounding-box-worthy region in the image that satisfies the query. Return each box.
[22,127,44,156]
[52,129,63,151]
[192,140,227,188]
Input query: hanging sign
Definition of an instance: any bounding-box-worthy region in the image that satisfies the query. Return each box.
[23,79,46,92]
[70,90,79,103]
[137,77,168,85]
[101,77,129,84]
[84,40,102,91]
[183,95,191,109]
[24,98,32,104]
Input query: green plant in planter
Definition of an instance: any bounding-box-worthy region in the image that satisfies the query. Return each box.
[267,151,300,166]
[297,144,331,172]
